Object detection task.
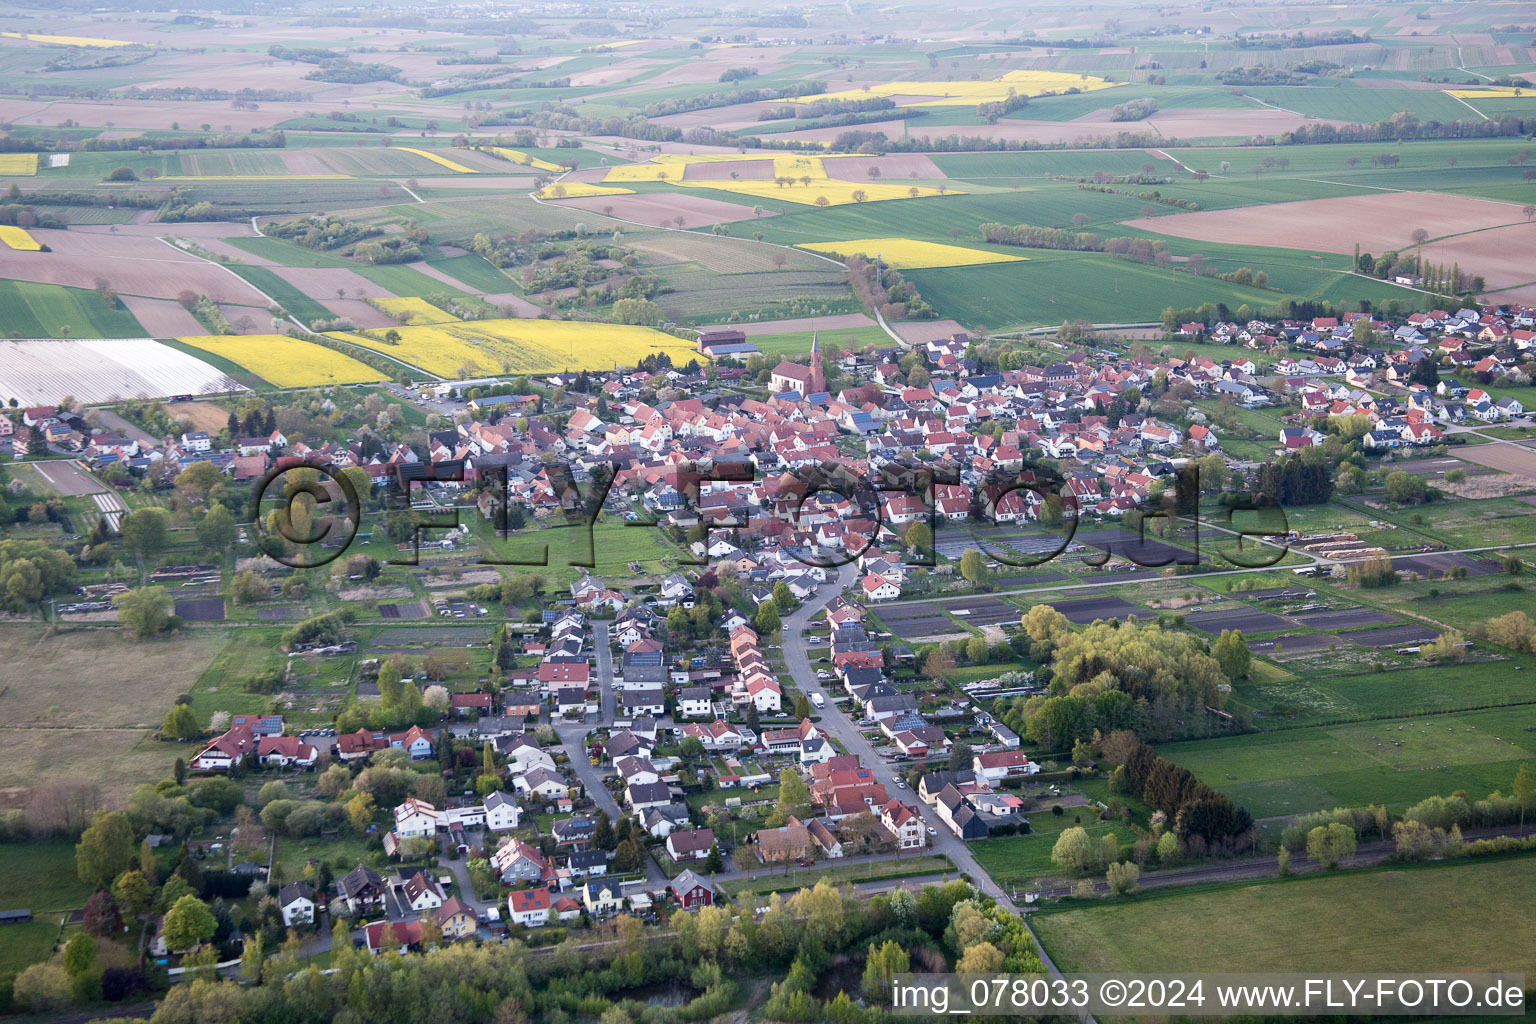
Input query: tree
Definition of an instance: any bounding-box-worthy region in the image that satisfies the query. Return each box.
[63,932,97,977]
[119,586,174,639]
[161,701,199,739]
[162,894,217,952]
[705,843,723,874]
[77,811,136,890]
[753,601,781,634]
[774,767,811,823]
[257,780,289,808]
[732,844,758,873]
[794,694,811,720]
[1211,629,1251,680]
[956,941,1006,973]
[81,891,121,938]
[112,870,153,918]
[119,507,170,558]
[1305,822,1356,869]
[1051,826,1101,874]
[1021,604,1070,644]
[949,741,974,773]
[196,503,237,556]
[861,939,910,1001]
[922,646,954,685]
[1514,762,1533,829]
[1384,470,1427,505]
[959,549,988,587]
[1106,860,1139,894]
[903,520,933,554]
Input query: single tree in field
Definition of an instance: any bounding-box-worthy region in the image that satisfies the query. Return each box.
[1524,204,1536,222]
[771,252,787,270]
[672,215,685,230]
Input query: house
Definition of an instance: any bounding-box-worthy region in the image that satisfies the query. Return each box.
[581,880,624,918]
[677,687,714,719]
[393,798,441,839]
[626,781,672,811]
[880,800,926,850]
[553,895,582,923]
[435,897,476,940]
[614,755,659,787]
[515,767,570,802]
[665,828,715,864]
[363,919,422,955]
[492,840,549,885]
[551,816,596,848]
[398,871,445,913]
[860,574,901,602]
[668,870,717,910]
[806,818,844,859]
[189,723,257,772]
[337,865,386,913]
[755,822,812,863]
[278,882,316,927]
[335,729,389,762]
[507,887,552,928]
[973,750,1039,783]
[484,791,522,832]
[257,735,318,768]
[566,849,609,880]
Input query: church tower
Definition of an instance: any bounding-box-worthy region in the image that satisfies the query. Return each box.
[807,332,825,396]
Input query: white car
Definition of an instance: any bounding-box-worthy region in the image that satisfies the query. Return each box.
[926,826,937,836]
[894,779,907,789]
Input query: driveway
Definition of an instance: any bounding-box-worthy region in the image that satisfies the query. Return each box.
[592,622,617,723]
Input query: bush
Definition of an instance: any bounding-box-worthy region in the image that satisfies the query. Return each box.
[106,166,138,182]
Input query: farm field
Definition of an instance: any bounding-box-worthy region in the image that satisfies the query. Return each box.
[0,336,240,404]
[0,280,145,338]
[797,237,1027,269]
[0,225,41,250]
[175,334,389,388]
[331,318,701,376]
[971,814,1140,890]
[1158,704,1536,817]
[371,297,458,325]
[1034,858,1536,974]
[0,841,96,912]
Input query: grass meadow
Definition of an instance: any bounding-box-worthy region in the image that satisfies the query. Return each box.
[1033,857,1536,974]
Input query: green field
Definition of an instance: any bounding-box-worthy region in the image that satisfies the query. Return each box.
[1158,705,1536,817]
[971,812,1140,888]
[749,325,890,355]
[227,264,334,324]
[1242,83,1476,124]
[473,517,686,590]
[0,841,95,913]
[0,920,57,977]
[1033,857,1536,974]
[424,253,517,293]
[0,280,145,338]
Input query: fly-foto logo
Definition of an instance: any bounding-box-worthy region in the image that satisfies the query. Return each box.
[249,458,1292,571]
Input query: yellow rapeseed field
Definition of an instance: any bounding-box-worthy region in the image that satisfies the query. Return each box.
[537,182,635,199]
[797,237,1028,269]
[395,148,477,173]
[0,225,42,251]
[1444,87,1534,98]
[478,146,566,173]
[329,318,700,377]
[176,334,388,388]
[795,69,1120,107]
[371,297,459,325]
[601,152,956,206]
[0,30,132,47]
[0,153,38,175]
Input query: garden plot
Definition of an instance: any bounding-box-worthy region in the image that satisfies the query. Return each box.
[1248,632,1344,656]
[874,604,968,640]
[942,596,1019,626]
[1291,608,1400,630]
[0,338,241,404]
[1344,623,1442,648]
[1073,527,1192,566]
[1049,596,1145,624]
[174,597,226,621]
[1186,607,1294,634]
[379,602,429,619]
[1392,552,1503,577]
[256,607,296,620]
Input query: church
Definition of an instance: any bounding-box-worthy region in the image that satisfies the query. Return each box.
[768,335,826,397]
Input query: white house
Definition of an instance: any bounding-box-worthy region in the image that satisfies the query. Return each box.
[485,791,522,832]
[860,574,901,602]
[278,882,316,927]
[393,798,441,839]
[507,887,551,927]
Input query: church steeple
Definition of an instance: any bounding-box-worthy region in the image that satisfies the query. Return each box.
[808,332,825,396]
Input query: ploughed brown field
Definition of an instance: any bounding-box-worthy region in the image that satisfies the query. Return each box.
[1123,191,1532,255]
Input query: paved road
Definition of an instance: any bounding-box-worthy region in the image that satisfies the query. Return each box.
[551,718,667,886]
[593,621,617,723]
[780,561,1020,910]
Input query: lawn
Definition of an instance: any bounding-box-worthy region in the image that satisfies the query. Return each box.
[750,325,889,356]
[474,517,686,590]
[971,814,1139,889]
[0,841,96,912]
[0,920,58,977]
[0,280,145,338]
[1033,857,1536,974]
[1158,704,1536,817]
